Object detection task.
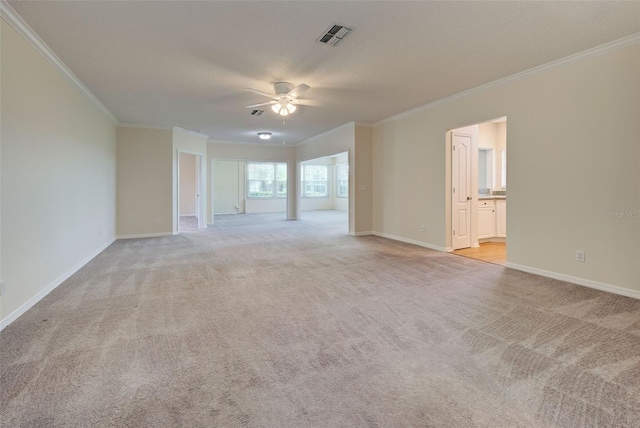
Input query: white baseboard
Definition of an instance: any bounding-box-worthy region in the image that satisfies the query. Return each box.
[116,232,174,239]
[372,232,447,252]
[0,238,116,331]
[505,262,640,300]
[351,230,373,237]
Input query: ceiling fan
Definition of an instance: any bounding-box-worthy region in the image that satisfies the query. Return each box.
[245,82,320,116]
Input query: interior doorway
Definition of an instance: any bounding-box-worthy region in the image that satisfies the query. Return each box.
[211,159,288,224]
[451,132,473,250]
[178,152,204,232]
[297,152,349,232]
[448,118,507,265]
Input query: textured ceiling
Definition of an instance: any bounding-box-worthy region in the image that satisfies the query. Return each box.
[7,1,640,144]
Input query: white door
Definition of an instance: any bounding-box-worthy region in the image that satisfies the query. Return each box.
[452,133,472,249]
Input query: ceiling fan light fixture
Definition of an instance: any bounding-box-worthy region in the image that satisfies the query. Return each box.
[257,132,272,140]
[272,101,295,116]
[246,82,315,116]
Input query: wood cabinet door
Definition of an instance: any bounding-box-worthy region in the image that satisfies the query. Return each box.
[478,207,496,239]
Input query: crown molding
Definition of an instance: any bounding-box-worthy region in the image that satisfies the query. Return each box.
[354,121,373,128]
[0,1,118,124]
[208,138,294,148]
[118,123,173,131]
[297,122,356,147]
[375,32,640,126]
[173,126,210,139]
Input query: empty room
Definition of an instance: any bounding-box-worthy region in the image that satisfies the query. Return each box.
[1,1,639,427]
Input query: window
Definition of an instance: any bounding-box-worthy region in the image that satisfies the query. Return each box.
[302,164,328,197]
[336,164,348,198]
[247,162,287,198]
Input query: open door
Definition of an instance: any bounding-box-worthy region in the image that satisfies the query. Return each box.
[452,132,472,249]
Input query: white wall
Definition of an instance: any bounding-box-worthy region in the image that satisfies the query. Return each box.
[354,125,373,233]
[172,127,208,233]
[245,198,288,214]
[179,153,197,216]
[213,160,242,214]
[1,18,117,325]
[116,127,173,237]
[335,198,349,212]
[373,43,640,295]
[0,17,3,325]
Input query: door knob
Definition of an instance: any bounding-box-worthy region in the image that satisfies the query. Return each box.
[466,196,472,200]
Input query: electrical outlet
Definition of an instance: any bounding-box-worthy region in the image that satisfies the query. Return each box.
[420,224,425,232]
[0,281,6,296]
[575,250,585,262]
[154,219,159,225]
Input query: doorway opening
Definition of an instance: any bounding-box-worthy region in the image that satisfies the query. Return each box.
[448,117,507,265]
[178,152,204,232]
[211,159,288,225]
[297,152,349,233]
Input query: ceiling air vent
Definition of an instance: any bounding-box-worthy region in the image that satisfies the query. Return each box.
[317,24,353,46]
[250,110,264,116]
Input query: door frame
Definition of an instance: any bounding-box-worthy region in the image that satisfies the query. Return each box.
[445,118,508,254]
[446,126,479,251]
[177,150,205,231]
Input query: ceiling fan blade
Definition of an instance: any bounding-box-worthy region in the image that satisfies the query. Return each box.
[245,101,277,108]
[287,83,310,98]
[245,88,276,99]
[293,99,321,107]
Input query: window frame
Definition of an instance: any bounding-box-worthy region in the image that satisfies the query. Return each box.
[336,163,349,198]
[246,162,288,199]
[301,164,329,198]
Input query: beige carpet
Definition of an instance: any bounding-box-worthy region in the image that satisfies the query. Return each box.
[2,211,639,427]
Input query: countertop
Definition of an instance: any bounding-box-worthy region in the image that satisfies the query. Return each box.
[478,195,506,200]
